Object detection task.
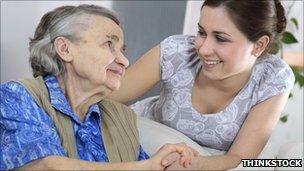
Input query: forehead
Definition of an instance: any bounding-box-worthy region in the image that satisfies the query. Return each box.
[200,6,239,33]
[84,15,123,41]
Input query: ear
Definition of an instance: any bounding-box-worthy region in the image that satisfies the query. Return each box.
[251,35,270,57]
[53,36,73,62]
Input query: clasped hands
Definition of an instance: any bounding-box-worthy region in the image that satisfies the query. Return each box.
[145,142,200,170]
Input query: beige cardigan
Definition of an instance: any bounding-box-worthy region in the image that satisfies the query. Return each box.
[17,76,139,162]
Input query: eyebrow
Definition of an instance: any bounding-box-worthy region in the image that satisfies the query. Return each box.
[106,34,119,42]
[198,23,204,30]
[106,34,126,53]
[197,23,232,37]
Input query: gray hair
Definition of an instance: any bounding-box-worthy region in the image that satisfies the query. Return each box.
[29,4,120,77]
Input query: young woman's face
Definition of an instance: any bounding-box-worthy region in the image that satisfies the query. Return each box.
[195,6,257,80]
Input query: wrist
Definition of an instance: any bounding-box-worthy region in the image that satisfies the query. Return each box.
[196,156,205,169]
[135,160,150,170]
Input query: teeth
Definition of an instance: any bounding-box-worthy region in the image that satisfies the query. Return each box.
[204,60,221,65]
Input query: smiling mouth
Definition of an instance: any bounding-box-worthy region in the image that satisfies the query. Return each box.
[203,59,223,65]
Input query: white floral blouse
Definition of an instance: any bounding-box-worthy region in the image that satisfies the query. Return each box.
[131,35,295,151]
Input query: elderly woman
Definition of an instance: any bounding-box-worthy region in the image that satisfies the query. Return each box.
[0,5,197,170]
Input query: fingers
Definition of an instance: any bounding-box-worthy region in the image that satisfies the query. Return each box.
[158,143,199,168]
[155,143,178,159]
[176,143,199,168]
[151,143,197,170]
[161,152,180,167]
[193,149,199,156]
[179,146,192,168]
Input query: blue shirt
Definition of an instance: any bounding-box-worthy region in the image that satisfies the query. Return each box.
[0,75,149,170]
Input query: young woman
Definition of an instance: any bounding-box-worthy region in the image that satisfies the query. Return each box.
[109,0,295,169]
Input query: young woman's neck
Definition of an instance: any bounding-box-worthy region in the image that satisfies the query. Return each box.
[198,68,252,96]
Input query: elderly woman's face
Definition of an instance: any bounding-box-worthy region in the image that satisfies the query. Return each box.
[68,15,129,91]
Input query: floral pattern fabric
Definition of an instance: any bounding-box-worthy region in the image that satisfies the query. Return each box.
[131,35,295,151]
[0,75,148,170]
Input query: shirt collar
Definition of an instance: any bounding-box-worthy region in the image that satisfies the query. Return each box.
[43,75,101,124]
[85,103,101,122]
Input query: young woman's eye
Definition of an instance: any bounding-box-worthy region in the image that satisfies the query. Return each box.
[216,36,229,43]
[198,30,207,37]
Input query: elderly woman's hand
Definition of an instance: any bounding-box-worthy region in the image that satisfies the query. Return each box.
[165,155,202,170]
[143,143,199,170]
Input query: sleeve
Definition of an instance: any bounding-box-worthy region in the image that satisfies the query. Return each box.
[255,57,295,104]
[159,35,196,81]
[137,145,150,161]
[0,82,66,170]
[129,96,159,120]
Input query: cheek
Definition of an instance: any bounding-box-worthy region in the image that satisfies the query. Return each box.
[221,45,253,72]
[194,36,204,50]
[232,44,253,64]
[89,52,115,73]
[81,54,109,78]
[98,51,115,65]
[96,53,116,79]
[218,42,248,61]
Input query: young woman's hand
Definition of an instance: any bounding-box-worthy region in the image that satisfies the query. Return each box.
[162,142,199,168]
[142,143,199,170]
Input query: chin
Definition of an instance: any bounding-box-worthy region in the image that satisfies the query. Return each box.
[111,86,120,91]
[106,81,121,91]
[202,70,218,80]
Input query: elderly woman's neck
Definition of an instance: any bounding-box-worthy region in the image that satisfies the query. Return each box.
[57,74,110,121]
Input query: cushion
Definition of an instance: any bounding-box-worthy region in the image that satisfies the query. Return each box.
[137,116,224,156]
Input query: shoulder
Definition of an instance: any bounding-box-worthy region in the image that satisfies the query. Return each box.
[160,34,196,55]
[253,54,294,87]
[0,81,34,109]
[100,99,136,119]
[159,35,199,81]
[161,34,196,46]
[251,54,295,104]
[1,81,65,170]
[1,81,29,96]
[0,80,54,126]
[101,99,134,112]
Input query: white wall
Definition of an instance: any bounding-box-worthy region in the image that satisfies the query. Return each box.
[183,0,202,36]
[0,1,112,83]
[183,0,304,152]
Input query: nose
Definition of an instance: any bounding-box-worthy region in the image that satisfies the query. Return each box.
[115,52,129,68]
[196,36,214,57]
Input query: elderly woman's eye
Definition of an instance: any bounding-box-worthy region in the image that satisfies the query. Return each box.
[106,41,116,52]
[106,41,113,47]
